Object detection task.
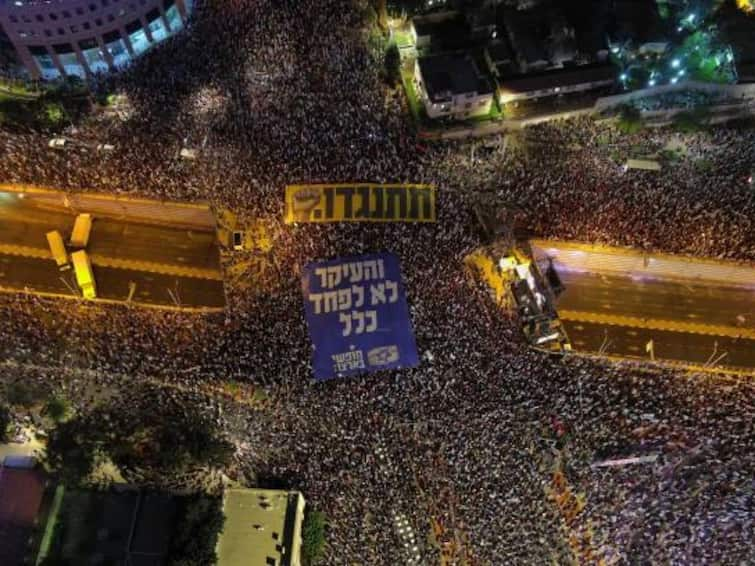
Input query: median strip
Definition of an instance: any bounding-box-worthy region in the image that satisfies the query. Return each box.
[558,309,755,340]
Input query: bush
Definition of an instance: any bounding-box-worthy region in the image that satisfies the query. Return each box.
[38,101,67,127]
[301,509,327,565]
[45,394,72,423]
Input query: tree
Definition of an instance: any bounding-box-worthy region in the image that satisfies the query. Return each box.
[45,394,72,423]
[5,380,43,408]
[0,404,11,442]
[45,420,99,485]
[168,495,225,566]
[301,509,327,565]
[384,43,401,87]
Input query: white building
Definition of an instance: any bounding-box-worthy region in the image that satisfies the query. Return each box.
[414,52,494,120]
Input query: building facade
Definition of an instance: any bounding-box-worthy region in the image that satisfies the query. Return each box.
[0,0,193,80]
[414,53,494,120]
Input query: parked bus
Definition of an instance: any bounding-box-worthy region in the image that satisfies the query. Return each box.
[69,213,93,248]
[45,230,70,270]
[71,250,97,299]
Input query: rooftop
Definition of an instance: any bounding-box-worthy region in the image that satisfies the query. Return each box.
[217,488,305,566]
[418,53,494,102]
[499,62,615,95]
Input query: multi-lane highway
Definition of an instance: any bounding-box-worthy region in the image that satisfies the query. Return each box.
[545,250,755,373]
[0,189,225,310]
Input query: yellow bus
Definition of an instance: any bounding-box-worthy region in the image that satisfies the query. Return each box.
[45,230,70,270]
[71,250,97,299]
[69,213,93,248]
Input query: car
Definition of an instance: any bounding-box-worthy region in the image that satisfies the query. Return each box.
[48,137,69,149]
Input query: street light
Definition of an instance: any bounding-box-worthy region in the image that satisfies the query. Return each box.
[671,59,680,68]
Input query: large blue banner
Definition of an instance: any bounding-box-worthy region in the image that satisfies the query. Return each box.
[302,253,419,380]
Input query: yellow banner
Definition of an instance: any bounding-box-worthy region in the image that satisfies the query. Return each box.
[284,184,436,224]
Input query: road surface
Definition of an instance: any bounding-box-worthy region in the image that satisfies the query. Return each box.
[551,265,755,372]
[0,190,224,310]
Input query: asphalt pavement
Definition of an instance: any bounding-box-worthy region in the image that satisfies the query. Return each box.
[553,268,755,372]
[0,190,224,310]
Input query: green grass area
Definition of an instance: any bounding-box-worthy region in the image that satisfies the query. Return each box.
[392,28,414,49]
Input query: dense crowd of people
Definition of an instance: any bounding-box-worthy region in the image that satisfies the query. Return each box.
[0,0,754,564]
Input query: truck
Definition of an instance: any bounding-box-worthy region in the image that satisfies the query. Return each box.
[69,213,93,248]
[71,250,97,299]
[45,230,70,270]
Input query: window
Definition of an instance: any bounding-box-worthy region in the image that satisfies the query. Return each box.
[80,38,109,74]
[105,36,130,68]
[147,12,168,42]
[128,25,150,56]
[35,14,44,22]
[164,4,182,33]
[62,10,71,18]
[83,22,91,30]
[49,13,58,21]
[58,51,86,78]
[30,46,59,79]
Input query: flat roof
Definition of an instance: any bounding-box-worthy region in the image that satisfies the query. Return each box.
[418,53,493,101]
[499,63,615,94]
[217,489,304,566]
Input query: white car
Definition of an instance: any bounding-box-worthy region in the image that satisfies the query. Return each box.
[48,137,68,149]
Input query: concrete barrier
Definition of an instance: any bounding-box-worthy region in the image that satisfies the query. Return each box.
[0,184,216,231]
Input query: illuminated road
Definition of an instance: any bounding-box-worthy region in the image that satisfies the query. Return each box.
[0,191,220,272]
[551,266,755,372]
[0,254,225,309]
[557,271,755,331]
[563,320,755,371]
[0,190,224,310]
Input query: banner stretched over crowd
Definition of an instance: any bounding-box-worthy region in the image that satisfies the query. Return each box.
[284,184,436,224]
[301,253,420,380]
